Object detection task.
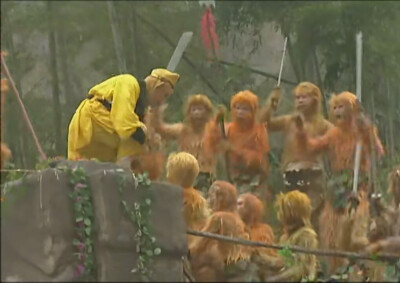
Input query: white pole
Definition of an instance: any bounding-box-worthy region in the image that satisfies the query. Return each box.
[353,32,363,194]
[277,37,288,87]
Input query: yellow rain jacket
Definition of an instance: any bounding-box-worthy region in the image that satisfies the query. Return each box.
[68,74,147,162]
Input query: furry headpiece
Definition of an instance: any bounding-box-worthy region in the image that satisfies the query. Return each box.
[238,193,264,225]
[275,190,312,227]
[166,152,199,188]
[209,181,238,212]
[184,94,214,118]
[230,90,259,113]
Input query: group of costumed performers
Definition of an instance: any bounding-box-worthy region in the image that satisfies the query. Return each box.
[65,62,398,280]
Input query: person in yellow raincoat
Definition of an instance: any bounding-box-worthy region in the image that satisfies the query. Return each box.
[67,68,179,162]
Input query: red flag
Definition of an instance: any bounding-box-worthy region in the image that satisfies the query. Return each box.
[201,7,219,59]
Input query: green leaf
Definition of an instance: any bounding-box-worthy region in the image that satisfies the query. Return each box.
[85,227,91,236]
[76,217,83,223]
[73,238,80,245]
[154,248,161,255]
[145,250,153,256]
[84,218,91,225]
[145,198,151,205]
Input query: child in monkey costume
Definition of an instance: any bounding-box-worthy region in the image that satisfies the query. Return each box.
[260,82,332,230]
[255,190,318,282]
[151,94,216,194]
[295,91,384,275]
[165,152,210,249]
[207,180,238,213]
[204,90,270,196]
[237,193,276,281]
[190,211,257,282]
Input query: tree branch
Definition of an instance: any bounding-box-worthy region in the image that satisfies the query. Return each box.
[213,59,298,86]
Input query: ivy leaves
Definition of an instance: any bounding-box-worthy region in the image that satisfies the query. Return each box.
[65,166,95,281]
[116,170,161,282]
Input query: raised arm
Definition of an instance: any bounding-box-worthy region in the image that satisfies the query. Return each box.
[149,105,183,140]
[203,111,229,158]
[259,87,290,132]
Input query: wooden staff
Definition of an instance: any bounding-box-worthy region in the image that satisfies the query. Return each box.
[1,53,47,161]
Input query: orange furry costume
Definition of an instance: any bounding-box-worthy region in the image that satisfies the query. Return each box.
[256,190,318,281]
[190,211,252,282]
[127,109,165,181]
[166,152,210,249]
[207,180,238,213]
[204,90,270,194]
[297,91,384,274]
[151,94,215,191]
[237,193,275,253]
[261,82,332,229]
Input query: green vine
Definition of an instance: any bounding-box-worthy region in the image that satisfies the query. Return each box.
[116,170,161,282]
[277,245,295,267]
[64,166,95,281]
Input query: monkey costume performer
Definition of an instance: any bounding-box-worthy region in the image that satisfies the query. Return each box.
[151,94,216,193]
[260,82,332,229]
[204,90,270,196]
[165,152,210,249]
[255,190,319,282]
[296,91,384,274]
[67,69,179,163]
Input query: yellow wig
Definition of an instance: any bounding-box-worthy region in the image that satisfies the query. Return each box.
[166,151,199,189]
[275,190,312,228]
[184,94,214,119]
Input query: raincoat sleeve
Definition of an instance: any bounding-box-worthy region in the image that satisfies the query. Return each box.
[110,75,145,140]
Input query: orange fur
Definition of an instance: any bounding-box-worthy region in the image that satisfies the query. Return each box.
[153,94,216,174]
[166,152,209,248]
[302,91,384,173]
[204,90,270,179]
[238,193,275,255]
[208,180,238,213]
[190,211,250,282]
[130,151,164,181]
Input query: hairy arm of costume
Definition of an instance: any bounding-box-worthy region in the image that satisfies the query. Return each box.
[150,106,183,140]
[297,127,334,155]
[266,115,291,132]
[268,230,318,282]
[203,119,227,157]
[110,75,145,140]
[258,89,288,132]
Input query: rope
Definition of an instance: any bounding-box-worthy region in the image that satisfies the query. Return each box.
[1,53,47,160]
[187,229,399,263]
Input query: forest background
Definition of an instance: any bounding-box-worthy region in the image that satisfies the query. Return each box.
[1,0,399,191]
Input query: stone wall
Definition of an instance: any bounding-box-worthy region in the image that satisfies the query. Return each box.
[1,160,187,282]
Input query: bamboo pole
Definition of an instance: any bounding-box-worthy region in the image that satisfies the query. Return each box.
[1,54,47,161]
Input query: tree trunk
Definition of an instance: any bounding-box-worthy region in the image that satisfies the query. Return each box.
[47,0,63,155]
[57,20,75,112]
[107,1,127,73]
[129,4,140,76]
[312,48,329,117]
